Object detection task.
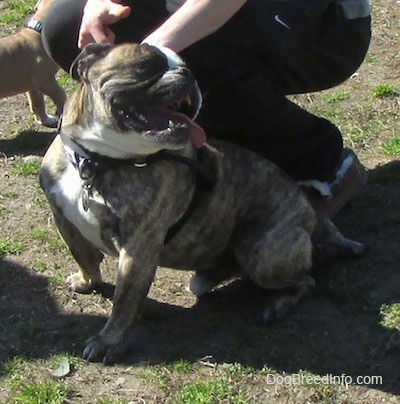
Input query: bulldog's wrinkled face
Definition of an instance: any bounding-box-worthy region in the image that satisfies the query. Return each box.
[62,43,205,158]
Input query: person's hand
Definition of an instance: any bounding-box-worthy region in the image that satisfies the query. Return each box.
[78,0,131,49]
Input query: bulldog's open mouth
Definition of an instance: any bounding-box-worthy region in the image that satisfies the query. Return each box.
[110,70,205,149]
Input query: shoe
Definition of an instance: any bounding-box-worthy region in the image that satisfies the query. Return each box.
[299,148,368,218]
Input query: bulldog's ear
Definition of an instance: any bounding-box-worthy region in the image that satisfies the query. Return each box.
[70,43,113,81]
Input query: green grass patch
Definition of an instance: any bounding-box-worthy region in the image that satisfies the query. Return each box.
[380,303,400,331]
[33,259,47,273]
[30,228,67,254]
[11,158,41,176]
[372,84,399,98]
[380,138,400,156]
[1,355,26,377]
[323,90,350,104]
[178,378,246,404]
[57,72,78,94]
[30,228,49,242]
[0,237,24,257]
[364,54,377,63]
[166,359,196,374]
[0,204,12,218]
[2,356,71,403]
[0,0,36,25]
[225,363,255,380]
[139,367,171,392]
[344,126,367,145]
[13,380,70,404]
[1,190,17,198]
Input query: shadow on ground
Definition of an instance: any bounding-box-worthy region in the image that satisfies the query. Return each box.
[0,129,56,157]
[1,161,400,396]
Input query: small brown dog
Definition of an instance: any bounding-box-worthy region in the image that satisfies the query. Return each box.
[0,0,66,127]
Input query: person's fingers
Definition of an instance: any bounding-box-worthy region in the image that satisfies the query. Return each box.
[109,4,131,21]
[78,4,130,49]
[78,30,95,49]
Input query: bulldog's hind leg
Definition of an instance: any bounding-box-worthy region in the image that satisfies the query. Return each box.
[313,216,366,258]
[234,222,315,324]
[52,212,104,293]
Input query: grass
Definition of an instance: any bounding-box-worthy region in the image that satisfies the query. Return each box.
[1,356,26,377]
[2,355,74,403]
[380,303,400,331]
[11,157,41,176]
[139,362,253,402]
[0,237,24,257]
[30,228,66,252]
[380,138,400,156]
[323,90,350,104]
[140,367,171,392]
[13,381,70,404]
[0,0,36,25]
[166,359,196,374]
[372,84,399,98]
[178,379,244,404]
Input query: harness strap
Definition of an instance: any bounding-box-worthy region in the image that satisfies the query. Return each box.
[164,147,213,244]
[63,139,215,244]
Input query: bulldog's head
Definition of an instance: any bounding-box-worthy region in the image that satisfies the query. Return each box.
[62,43,205,159]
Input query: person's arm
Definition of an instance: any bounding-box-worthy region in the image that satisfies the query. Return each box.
[78,0,248,52]
[143,0,248,52]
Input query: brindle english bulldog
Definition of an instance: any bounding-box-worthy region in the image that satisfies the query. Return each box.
[40,43,365,364]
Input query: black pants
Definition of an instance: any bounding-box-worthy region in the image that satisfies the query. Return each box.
[42,0,371,181]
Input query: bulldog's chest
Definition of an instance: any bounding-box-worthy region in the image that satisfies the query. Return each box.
[49,163,116,255]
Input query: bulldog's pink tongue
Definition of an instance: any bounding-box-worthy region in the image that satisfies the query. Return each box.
[171,111,206,148]
[145,108,206,148]
[188,120,206,148]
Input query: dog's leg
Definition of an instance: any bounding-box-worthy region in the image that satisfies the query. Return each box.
[234,220,314,324]
[260,276,316,324]
[82,239,162,364]
[39,78,67,118]
[27,89,59,128]
[312,216,366,258]
[52,212,104,293]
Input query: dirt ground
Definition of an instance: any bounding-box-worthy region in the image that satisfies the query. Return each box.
[0,1,400,403]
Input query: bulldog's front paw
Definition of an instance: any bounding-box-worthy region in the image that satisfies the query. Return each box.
[66,272,99,294]
[83,334,127,365]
